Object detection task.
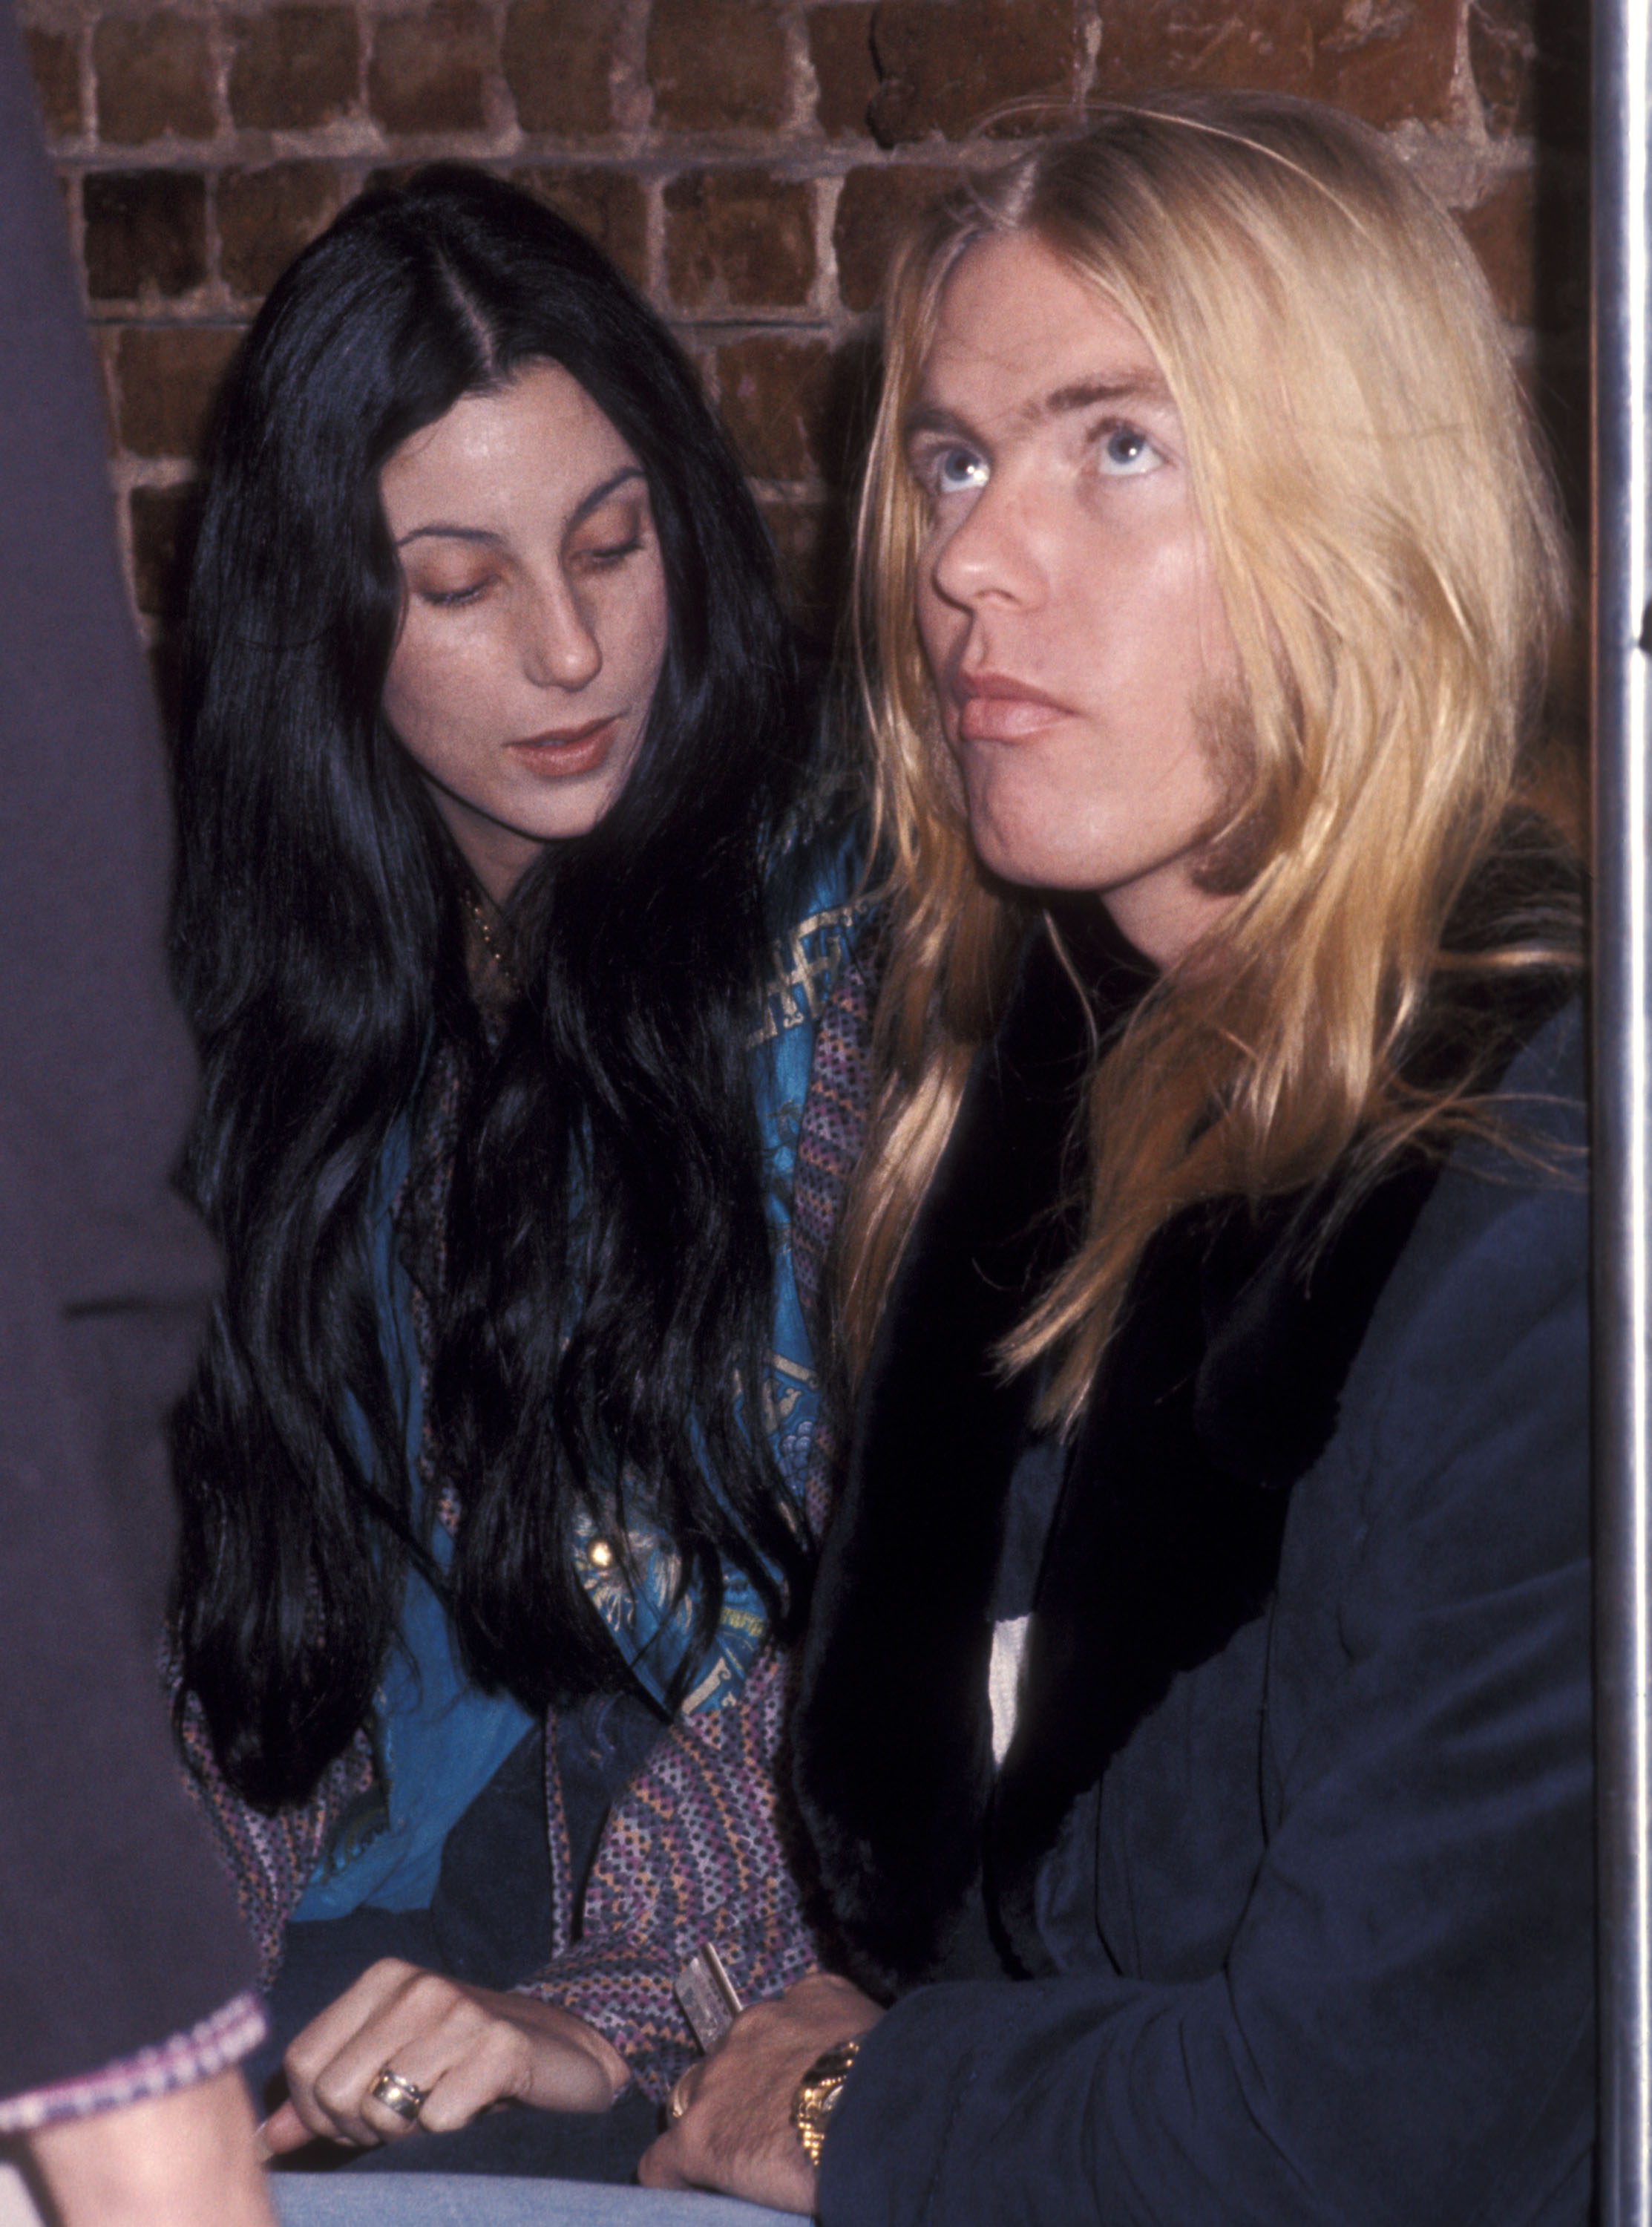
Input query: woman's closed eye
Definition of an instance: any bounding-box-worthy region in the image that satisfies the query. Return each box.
[569,533,644,575]
[412,571,494,609]
[568,494,652,576]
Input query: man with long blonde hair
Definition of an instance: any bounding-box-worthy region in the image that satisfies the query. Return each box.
[643,94,1590,2223]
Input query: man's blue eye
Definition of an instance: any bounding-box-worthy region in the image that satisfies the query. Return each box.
[935,448,989,494]
[1100,426,1159,474]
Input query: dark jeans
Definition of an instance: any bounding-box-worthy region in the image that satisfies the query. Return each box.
[247,1691,665,2182]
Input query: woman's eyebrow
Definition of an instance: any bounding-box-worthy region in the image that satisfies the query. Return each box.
[394,465,646,549]
[395,522,501,549]
[566,464,647,531]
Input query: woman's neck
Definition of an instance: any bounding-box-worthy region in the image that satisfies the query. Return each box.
[462,885,522,1015]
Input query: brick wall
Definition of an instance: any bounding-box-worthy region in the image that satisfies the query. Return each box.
[16,0,1589,674]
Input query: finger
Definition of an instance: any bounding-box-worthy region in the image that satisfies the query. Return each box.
[358,2065,442,2145]
[300,1972,484,2147]
[272,2067,374,2151]
[284,1958,423,2076]
[257,2102,325,2158]
[637,2130,692,2189]
[664,2064,701,2125]
[404,2025,530,2136]
[282,1962,434,2148]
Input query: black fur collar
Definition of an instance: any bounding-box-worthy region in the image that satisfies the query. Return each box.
[793,867,1578,2000]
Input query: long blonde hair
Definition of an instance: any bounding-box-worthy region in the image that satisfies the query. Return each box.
[835,93,1577,1423]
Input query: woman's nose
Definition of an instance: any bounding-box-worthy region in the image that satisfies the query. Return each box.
[521,576,603,690]
[927,477,1046,613]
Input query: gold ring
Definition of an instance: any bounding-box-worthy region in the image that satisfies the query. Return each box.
[666,2068,695,2123]
[370,2065,428,2124]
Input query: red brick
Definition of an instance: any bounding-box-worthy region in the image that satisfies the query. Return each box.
[1090,0,1459,130]
[512,167,648,289]
[92,330,120,455]
[131,482,202,620]
[84,171,208,301]
[717,336,833,481]
[361,163,425,194]
[833,161,947,312]
[664,170,816,310]
[809,4,878,137]
[370,4,495,135]
[868,0,1075,145]
[1469,0,1588,144]
[502,0,623,137]
[219,163,345,298]
[229,7,360,131]
[24,28,79,140]
[117,325,243,458]
[1457,169,1587,336]
[94,14,215,145]
[648,0,788,132]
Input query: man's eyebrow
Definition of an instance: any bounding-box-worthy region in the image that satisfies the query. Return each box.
[902,400,971,444]
[902,373,1174,448]
[394,465,646,549]
[1040,372,1173,417]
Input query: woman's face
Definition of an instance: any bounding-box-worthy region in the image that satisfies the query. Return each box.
[380,362,669,904]
[908,232,1241,969]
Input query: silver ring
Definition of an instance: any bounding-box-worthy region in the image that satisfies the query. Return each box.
[666,2069,695,2123]
[370,2065,428,2124]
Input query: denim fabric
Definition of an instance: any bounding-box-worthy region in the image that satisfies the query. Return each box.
[272,2177,799,2226]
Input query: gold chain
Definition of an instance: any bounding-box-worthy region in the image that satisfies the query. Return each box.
[465,889,521,995]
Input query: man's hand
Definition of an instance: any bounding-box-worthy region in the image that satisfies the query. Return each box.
[638,1972,882,2214]
[26,2067,277,2227]
[259,1958,628,2155]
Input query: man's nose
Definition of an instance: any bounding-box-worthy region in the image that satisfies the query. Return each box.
[928,475,1047,612]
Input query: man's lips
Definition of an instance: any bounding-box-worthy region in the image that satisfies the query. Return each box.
[951,673,1072,744]
[505,715,623,775]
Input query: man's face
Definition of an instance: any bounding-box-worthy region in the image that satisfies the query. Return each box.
[910,232,1242,967]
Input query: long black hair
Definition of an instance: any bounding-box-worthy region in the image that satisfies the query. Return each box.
[170,166,816,1809]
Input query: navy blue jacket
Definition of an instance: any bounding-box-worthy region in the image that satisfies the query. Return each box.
[797,909,1590,2226]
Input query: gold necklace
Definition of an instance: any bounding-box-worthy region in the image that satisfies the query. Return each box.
[465,889,521,995]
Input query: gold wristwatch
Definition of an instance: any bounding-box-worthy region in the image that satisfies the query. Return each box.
[790,2038,862,2168]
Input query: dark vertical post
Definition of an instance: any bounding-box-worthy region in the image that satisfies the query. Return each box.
[1595,1,1652,2219]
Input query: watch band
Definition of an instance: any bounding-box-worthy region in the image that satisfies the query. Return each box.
[790,2037,862,2168]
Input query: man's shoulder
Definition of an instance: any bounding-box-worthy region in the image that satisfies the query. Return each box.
[1336,994,1587,1538]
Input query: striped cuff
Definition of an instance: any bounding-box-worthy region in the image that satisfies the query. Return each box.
[0,1992,267,2135]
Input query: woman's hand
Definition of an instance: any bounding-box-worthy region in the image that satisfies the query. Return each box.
[258,1958,629,2155]
[638,1972,882,2214]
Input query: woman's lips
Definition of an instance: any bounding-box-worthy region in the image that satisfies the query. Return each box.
[953,673,1072,744]
[505,715,622,777]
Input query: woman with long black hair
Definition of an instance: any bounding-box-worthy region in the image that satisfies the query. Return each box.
[166,164,857,2185]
